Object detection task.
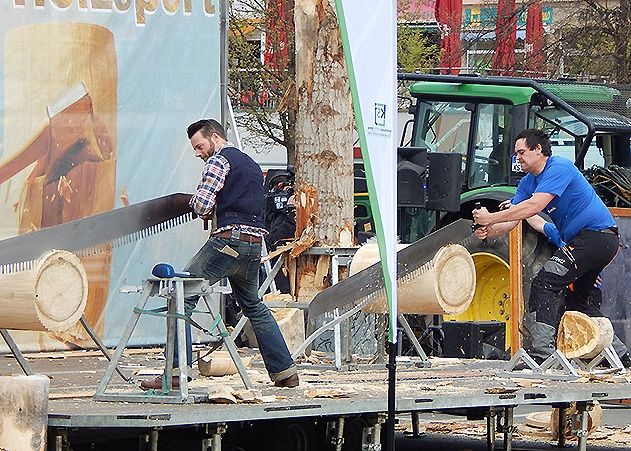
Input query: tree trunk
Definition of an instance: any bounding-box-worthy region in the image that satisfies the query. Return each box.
[292,0,354,299]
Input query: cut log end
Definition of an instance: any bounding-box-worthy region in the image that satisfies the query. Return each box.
[557,311,613,359]
[0,250,88,332]
[435,244,476,315]
[350,243,476,315]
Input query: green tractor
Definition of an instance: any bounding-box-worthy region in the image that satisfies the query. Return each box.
[356,74,631,354]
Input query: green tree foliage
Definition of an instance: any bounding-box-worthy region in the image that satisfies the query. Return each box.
[552,0,631,83]
[397,25,440,73]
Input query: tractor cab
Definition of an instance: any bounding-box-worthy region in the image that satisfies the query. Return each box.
[399,74,631,210]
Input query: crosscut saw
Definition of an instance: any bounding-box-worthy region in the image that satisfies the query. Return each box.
[0,193,194,274]
[306,219,476,321]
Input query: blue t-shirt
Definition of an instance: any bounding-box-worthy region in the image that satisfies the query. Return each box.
[512,156,614,242]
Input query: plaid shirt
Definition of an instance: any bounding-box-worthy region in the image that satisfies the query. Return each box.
[189,142,266,238]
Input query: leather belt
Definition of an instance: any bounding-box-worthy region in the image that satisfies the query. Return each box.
[216,230,262,243]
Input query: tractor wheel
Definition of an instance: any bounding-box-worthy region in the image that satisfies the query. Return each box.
[447,222,553,353]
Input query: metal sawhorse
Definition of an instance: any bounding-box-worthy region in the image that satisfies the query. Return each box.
[1,316,130,383]
[95,276,252,403]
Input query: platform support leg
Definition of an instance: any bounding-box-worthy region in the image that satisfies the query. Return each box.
[79,316,130,382]
[53,428,69,451]
[96,280,153,396]
[486,409,497,451]
[361,414,384,451]
[398,314,430,367]
[411,411,421,438]
[203,294,253,389]
[174,280,189,400]
[552,403,570,448]
[202,424,226,451]
[502,406,514,451]
[576,401,590,451]
[327,416,345,451]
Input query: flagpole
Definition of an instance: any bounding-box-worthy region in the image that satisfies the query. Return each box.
[333,0,398,446]
[386,339,397,450]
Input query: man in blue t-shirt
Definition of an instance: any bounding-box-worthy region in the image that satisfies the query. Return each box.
[524,215,630,364]
[473,129,627,365]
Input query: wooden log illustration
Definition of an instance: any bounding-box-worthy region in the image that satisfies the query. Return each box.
[2,22,117,341]
[557,311,614,359]
[0,250,88,332]
[349,243,476,315]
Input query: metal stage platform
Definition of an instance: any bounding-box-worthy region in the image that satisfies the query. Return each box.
[7,348,628,431]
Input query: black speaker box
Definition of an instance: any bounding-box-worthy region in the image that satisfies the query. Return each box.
[442,321,506,359]
[396,147,427,208]
[426,152,462,212]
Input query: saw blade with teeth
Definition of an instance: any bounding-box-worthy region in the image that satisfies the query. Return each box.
[0,193,194,274]
[307,219,476,321]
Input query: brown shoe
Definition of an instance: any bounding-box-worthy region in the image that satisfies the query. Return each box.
[274,373,299,388]
[140,375,180,390]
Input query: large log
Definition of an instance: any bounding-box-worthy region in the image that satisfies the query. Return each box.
[557,311,614,359]
[0,375,49,451]
[0,250,88,332]
[349,243,476,315]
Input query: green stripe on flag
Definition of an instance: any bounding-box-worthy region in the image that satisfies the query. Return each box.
[334,0,397,343]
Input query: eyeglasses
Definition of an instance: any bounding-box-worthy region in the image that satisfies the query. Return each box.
[514,146,534,156]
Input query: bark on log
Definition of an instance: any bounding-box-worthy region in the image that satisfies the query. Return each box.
[0,375,49,451]
[551,402,602,438]
[0,250,88,332]
[557,311,614,359]
[294,0,354,243]
[349,243,476,315]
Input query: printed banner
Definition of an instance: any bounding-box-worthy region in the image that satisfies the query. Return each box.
[0,0,222,350]
[335,0,398,342]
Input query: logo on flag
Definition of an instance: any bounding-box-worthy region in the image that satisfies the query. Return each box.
[375,103,386,126]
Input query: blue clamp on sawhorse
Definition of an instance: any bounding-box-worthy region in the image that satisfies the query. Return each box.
[95,265,252,404]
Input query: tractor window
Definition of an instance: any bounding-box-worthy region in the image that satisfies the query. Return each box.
[470,103,512,188]
[415,101,472,161]
[531,114,605,168]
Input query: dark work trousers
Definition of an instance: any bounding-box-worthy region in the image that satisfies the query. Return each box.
[529,229,620,328]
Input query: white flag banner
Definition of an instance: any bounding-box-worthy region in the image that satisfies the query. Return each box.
[335,0,398,342]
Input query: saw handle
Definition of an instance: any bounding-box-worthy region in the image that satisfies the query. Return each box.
[473,202,487,245]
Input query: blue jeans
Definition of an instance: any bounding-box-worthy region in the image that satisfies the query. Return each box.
[175,234,296,382]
